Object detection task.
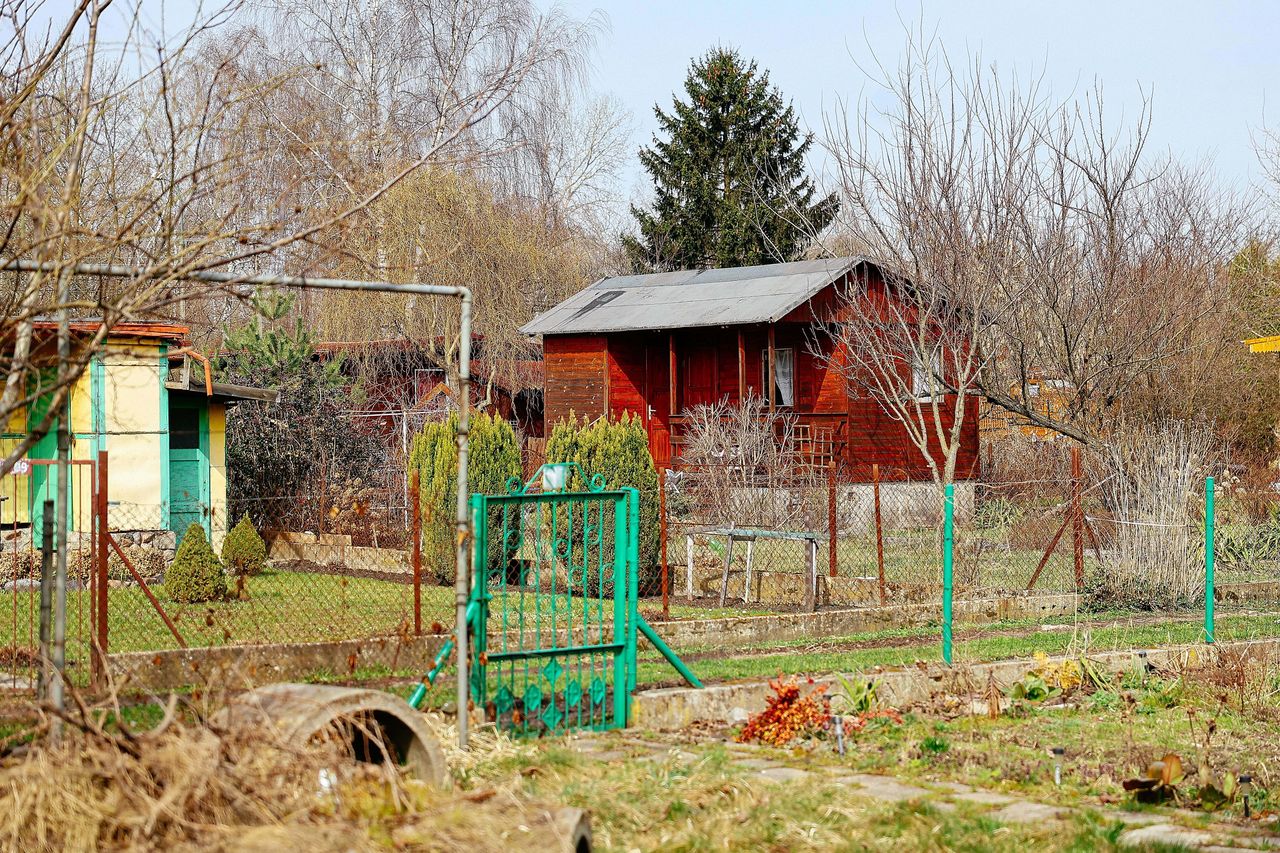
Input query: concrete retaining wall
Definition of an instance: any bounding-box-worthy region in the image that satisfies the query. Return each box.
[650,593,1079,650]
[108,633,445,691]
[632,637,1280,730]
[268,532,409,573]
[105,593,1077,691]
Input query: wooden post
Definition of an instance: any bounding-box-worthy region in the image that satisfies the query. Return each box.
[873,463,886,606]
[668,333,677,417]
[1071,445,1084,588]
[767,325,776,416]
[94,450,109,686]
[411,468,422,635]
[659,467,669,620]
[828,457,838,578]
[718,535,735,608]
[737,329,746,401]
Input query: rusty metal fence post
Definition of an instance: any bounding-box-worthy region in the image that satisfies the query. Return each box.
[827,458,837,579]
[1071,445,1084,588]
[93,450,109,688]
[873,464,886,605]
[411,468,422,636]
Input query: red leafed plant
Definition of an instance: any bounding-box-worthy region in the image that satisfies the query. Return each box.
[842,708,904,735]
[737,678,831,746]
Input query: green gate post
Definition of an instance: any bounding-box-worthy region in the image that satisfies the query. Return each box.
[942,483,954,665]
[1205,476,1215,645]
[470,494,489,707]
[625,487,640,718]
[611,493,628,728]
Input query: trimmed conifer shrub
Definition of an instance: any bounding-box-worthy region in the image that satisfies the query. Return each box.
[545,412,661,592]
[166,523,228,603]
[221,513,267,576]
[408,411,521,584]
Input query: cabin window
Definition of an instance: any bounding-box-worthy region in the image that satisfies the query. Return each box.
[912,350,943,399]
[761,347,795,407]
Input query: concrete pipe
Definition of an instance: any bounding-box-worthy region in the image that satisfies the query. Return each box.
[552,807,593,853]
[214,683,448,786]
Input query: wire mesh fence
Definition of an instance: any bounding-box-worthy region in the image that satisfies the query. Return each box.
[6,431,1280,703]
[660,458,1095,612]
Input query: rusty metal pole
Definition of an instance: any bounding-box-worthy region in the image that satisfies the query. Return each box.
[1071,445,1084,588]
[828,457,837,579]
[873,463,886,606]
[94,451,109,688]
[659,467,669,620]
[411,468,422,635]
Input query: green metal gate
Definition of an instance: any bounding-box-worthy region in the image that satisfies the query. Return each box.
[470,467,638,733]
[408,463,701,735]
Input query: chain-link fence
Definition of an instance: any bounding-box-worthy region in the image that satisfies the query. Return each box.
[655,441,1267,615]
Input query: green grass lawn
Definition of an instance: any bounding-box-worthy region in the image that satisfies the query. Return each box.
[0,569,778,666]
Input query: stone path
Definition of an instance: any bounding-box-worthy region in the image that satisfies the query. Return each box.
[564,733,1280,852]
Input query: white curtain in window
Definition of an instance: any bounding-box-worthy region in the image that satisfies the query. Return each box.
[775,348,795,406]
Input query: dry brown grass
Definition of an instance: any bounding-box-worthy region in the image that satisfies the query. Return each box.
[0,694,571,852]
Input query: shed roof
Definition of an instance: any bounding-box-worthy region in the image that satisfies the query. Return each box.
[520,257,865,335]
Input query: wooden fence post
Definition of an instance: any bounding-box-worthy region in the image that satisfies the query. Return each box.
[873,463,886,606]
[411,468,422,636]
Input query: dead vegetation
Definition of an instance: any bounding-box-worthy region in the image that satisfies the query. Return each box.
[0,688,571,852]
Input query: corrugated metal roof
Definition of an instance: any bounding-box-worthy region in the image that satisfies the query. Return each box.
[520,257,865,335]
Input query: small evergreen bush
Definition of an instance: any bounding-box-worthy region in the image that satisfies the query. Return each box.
[221,514,267,576]
[166,523,228,603]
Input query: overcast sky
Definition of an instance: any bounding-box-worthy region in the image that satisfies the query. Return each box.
[556,0,1280,203]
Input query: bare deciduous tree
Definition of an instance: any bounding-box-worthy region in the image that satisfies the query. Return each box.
[0,0,607,476]
[820,33,1250,489]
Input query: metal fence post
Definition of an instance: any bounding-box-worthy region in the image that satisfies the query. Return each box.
[411,468,422,636]
[96,451,109,681]
[626,486,640,711]
[658,468,669,620]
[828,457,837,579]
[1205,475,1215,644]
[36,500,54,700]
[943,483,954,665]
[1071,445,1084,588]
[873,464,885,605]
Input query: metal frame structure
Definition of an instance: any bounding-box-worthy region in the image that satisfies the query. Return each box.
[2,259,477,747]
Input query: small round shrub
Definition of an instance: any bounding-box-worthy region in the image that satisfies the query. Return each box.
[221,514,267,576]
[166,523,227,603]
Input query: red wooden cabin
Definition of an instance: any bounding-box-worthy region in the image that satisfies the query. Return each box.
[521,258,979,480]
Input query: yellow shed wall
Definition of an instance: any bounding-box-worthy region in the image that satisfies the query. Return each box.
[209,403,227,550]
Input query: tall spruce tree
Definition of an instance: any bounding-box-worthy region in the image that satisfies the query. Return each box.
[623,48,838,271]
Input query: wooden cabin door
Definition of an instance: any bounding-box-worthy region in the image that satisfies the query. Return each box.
[643,342,671,468]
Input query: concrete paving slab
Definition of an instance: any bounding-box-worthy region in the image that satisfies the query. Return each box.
[950,790,1017,806]
[834,774,930,802]
[758,767,812,782]
[1119,824,1216,849]
[989,801,1071,824]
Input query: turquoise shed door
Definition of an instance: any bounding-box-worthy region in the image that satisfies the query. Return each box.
[168,401,210,542]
